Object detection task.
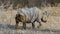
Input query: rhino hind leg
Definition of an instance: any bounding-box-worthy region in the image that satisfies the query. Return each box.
[15,15,20,29]
[15,20,19,29]
[23,22,26,29]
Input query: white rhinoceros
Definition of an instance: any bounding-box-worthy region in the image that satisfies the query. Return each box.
[15,7,48,29]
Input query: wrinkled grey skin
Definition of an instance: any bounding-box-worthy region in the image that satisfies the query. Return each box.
[15,7,48,29]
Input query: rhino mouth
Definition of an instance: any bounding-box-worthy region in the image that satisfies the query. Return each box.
[41,17,47,23]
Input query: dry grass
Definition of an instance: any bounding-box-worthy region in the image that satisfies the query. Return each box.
[0,7,60,34]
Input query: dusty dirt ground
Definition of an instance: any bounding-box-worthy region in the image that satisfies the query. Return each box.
[0,7,60,34]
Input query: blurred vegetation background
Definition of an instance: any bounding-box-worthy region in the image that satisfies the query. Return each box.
[0,0,60,32]
[0,0,60,9]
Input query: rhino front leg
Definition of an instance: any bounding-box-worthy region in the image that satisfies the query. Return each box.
[32,22,35,29]
[31,19,36,29]
[31,17,37,29]
[37,19,42,28]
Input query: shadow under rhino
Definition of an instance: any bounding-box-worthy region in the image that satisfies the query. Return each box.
[0,24,36,30]
[0,24,60,32]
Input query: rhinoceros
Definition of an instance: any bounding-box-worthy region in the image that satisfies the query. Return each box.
[15,7,48,29]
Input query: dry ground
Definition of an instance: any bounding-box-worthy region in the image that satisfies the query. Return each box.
[0,7,60,34]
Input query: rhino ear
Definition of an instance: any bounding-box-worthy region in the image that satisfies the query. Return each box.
[43,11,49,17]
[43,11,47,15]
